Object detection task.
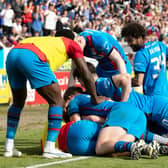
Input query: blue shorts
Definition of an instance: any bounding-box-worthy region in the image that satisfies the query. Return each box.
[67,120,101,155]
[96,64,119,78]
[103,102,147,139]
[6,48,57,89]
[148,96,168,135]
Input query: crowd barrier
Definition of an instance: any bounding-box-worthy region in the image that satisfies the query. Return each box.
[0,69,11,104]
[0,71,71,105]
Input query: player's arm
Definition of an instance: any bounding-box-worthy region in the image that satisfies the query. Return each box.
[82,115,106,124]
[67,61,76,87]
[109,48,127,74]
[132,72,144,93]
[67,96,81,121]
[112,73,131,101]
[70,113,81,121]
[132,51,146,93]
[132,72,144,86]
[73,57,105,104]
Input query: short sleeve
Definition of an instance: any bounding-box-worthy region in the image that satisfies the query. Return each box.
[96,77,115,98]
[133,51,147,73]
[69,42,84,59]
[67,97,80,116]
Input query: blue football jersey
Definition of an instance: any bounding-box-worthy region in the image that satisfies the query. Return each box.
[67,94,116,117]
[95,76,168,132]
[67,93,146,139]
[79,29,132,76]
[133,41,168,96]
[95,77,153,114]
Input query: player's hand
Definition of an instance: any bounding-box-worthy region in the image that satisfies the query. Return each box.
[91,96,107,104]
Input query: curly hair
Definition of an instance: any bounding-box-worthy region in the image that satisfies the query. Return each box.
[121,22,146,39]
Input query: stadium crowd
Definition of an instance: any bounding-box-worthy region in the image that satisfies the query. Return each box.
[0,0,167,50]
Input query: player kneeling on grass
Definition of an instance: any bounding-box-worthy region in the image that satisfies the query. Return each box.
[41,87,160,160]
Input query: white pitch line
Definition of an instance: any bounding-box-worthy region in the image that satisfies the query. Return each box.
[25,156,91,168]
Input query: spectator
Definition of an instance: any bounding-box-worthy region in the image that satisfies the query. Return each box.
[0,2,14,35]
[8,26,22,45]
[11,0,24,18]
[0,0,5,28]
[12,17,22,35]
[21,23,32,39]
[43,2,58,36]
[60,10,70,29]
[31,4,43,36]
[22,0,34,33]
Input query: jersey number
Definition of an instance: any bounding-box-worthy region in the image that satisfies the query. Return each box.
[151,53,166,79]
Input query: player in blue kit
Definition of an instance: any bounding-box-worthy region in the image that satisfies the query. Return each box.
[64,87,160,160]
[78,29,132,77]
[41,86,161,159]
[121,22,168,96]
[55,29,132,87]
[73,62,168,149]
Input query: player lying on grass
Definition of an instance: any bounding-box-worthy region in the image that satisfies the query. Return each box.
[73,62,168,141]
[4,29,105,159]
[41,86,159,160]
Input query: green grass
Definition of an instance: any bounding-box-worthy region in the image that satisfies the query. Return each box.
[1,105,168,168]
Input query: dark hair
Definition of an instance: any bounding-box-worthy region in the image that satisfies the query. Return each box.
[121,22,146,39]
[55,29,75,40]
[63,86,83,101]
[73,62,96,79]
[73,26,83,34]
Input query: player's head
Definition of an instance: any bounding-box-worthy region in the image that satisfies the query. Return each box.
[55,29,75,40]
[73,62,97,87]
[63,86,83,122]
[121,22,146,51]
[55,29,86,50]
[63,86,83,102]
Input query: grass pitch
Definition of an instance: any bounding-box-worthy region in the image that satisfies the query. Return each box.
[0,104,168,168]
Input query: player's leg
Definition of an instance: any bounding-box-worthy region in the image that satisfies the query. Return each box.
[95,126,127,155]
[10,48,72,158]
[4,49,27,157]
[96,126,147,160]
[117,134,145,160]
[37,83,72,158]
[96,104,151,160]
[129,111,160,159]
[4,88,27,157]
[141,130,168,145]
[67,120,101,155]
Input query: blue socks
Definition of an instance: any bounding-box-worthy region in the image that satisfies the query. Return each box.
[47,106,63,142]
[141,131,154,143]
[6,105,22,139]
[114,141,134,152]
[6,105,63,144]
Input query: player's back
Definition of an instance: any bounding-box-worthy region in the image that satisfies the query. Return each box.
[80,29,132,76]
[134,41,168,96]
[19,36,79,71]
[68,94,118,117]
[95,77,154,114]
